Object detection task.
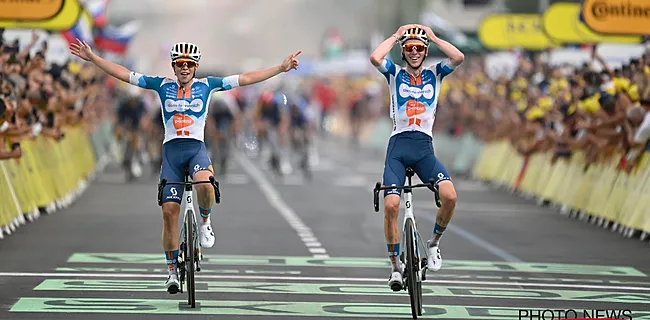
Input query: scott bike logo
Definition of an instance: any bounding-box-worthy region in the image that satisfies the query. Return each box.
[582,0,650,35]
[166,187,181,201]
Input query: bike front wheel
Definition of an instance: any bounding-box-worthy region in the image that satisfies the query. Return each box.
[186,210,196,308]
[405,219,422,318]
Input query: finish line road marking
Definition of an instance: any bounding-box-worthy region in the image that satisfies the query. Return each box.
[2,272,650,292]
[33,279,650,304]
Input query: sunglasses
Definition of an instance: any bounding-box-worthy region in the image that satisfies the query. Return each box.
[403,43,426,53]
[174,60,197,68]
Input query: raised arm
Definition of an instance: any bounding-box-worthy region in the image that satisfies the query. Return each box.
[370,24,414,66]
[239,51,301,86]
[69,39,131,83]
[419,25,464,66]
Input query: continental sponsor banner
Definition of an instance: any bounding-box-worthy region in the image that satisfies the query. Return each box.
[542,2,641,44]
[0,0,82,30]
[582,0,650,35]
[478,14,554,50]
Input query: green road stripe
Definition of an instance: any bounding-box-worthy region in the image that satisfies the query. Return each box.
[51,267,650,286]
[66,253,647,277]
[55,267,301,275]
[10,298,649,319]
[33,280,650,304]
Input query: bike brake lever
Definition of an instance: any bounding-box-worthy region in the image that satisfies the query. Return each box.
[157,179,167,207]
[429,178,442,208]
[210,176,221,204]
[373,182,381,212]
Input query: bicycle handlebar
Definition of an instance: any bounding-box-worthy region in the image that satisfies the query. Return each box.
[157,176,221,207]
[373,179,442,212]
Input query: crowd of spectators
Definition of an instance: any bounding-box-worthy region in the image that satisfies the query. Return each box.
[438,44,650,174]
[0,29,111,161]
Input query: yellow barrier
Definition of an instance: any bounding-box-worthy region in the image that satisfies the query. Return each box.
[472,140,650,236]
[0,125,97,236]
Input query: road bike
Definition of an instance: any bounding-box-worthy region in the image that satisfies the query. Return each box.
[157,167,221,308]
[373,167,442,319]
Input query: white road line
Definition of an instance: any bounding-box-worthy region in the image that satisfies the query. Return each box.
[1,272,650,291]
[235,153,329,259]
[420,214,523,263]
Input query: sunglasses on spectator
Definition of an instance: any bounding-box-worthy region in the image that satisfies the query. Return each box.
[174,60,196,68]
[402,43,426,53]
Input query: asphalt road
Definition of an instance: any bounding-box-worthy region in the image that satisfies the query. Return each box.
[1,135,649,320]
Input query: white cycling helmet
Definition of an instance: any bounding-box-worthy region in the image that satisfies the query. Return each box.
[170,42,201,63]
[399,27,429,47]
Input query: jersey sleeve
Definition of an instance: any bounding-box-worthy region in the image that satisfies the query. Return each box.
[375,58,397,83]
[432,59,457,81]
[129,72,164,90]
[207,75,240,91]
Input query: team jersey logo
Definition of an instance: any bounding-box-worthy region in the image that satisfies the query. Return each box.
[164,99,204,113]
[399,83,434,100]
[406,100,426,126]
[173,114,194,136]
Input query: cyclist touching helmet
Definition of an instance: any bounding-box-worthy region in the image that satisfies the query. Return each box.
[369,24,464,291]
[70,39,300,294]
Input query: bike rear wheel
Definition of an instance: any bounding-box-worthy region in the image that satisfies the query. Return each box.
[186,210,196,308]
[405,219,422,318]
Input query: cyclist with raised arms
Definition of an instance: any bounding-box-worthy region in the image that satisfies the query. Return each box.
[369,24,464,291]
[70,39,300,293]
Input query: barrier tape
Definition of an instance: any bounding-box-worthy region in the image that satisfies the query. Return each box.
[0,122,113,240]
[472,140,650,238]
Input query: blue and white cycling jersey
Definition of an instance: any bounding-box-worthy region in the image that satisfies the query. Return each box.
[129,72,239,144]
[375,57,456,138]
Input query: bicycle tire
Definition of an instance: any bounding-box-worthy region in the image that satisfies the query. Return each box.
[186,210,196,308]
[405,219,421,319]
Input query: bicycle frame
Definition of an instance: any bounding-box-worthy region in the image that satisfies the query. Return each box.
[158,173,221,257]
[157,171,221,308]
[373,170,442,319]
[373,173,443,275]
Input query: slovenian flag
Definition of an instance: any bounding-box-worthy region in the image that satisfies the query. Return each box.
[61,9,94,46]
[94,20,140,54]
